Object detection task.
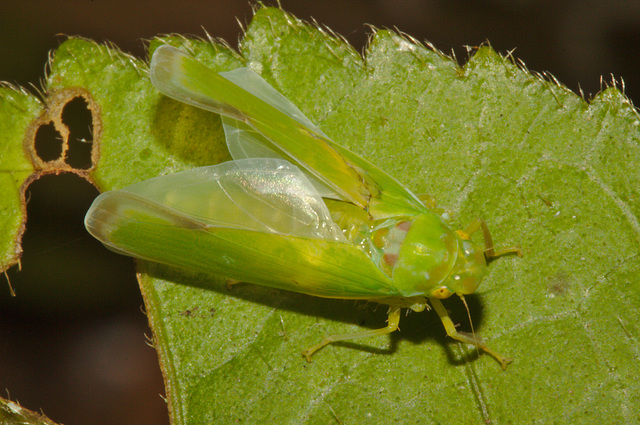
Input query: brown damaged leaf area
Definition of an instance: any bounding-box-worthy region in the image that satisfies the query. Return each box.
[24,87,101,171]
[3,88,103,277]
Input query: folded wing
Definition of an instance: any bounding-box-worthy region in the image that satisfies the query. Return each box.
[84,159,399,299]
[150,45,426,218]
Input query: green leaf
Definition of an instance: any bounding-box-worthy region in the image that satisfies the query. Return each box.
[0,83,38,272]
[0,397,56,425]
[4,5,640,424]
[0,396,59,425]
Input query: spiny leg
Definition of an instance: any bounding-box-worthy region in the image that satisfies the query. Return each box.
[302,306,401,362]
[430,297,512,369]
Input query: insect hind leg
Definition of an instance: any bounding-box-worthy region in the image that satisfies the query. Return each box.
[302,306,401,361]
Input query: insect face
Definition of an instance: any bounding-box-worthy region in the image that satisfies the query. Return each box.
[389,213,489,299]
[434,238,488,298]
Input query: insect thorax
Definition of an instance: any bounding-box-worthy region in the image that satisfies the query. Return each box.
[326,200,470,298]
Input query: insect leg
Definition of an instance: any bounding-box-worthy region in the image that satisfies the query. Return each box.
[458,218,523,260]
[225,279,241,290]
[430,297,512,369]
[302,305,401,361]
[417,193,438,209]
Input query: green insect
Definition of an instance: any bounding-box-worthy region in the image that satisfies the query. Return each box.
[85,45,521,369]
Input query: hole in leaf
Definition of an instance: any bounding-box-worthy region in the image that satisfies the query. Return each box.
[0,176,168,425]
[34,122,63,162]
[61,96,93,169]
[3,173,139,314]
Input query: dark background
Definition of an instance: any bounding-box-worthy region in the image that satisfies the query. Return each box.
[1,1,639,424]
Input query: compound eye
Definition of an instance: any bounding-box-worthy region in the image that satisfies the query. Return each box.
[431,286,453,299]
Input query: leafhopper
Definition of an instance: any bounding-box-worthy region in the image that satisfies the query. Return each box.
[85,45,520,368]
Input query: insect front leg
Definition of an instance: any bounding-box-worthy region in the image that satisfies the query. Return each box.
[430,297,512,369]
[417,193,449,217]
[458,218,523,260]
[417,193,438,209]
[302,305,401,361]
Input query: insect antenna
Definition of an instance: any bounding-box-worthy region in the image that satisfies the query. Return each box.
[459,294,478,357]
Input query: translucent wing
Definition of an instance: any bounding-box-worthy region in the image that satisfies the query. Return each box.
[150,45,426,218]
[221,117,339,199]
[86,158,347,252]
[218,68,338,199]
[86,197,397,300]
[85,158,400,299]
[219,66,323,134]
[222,117,283,160]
